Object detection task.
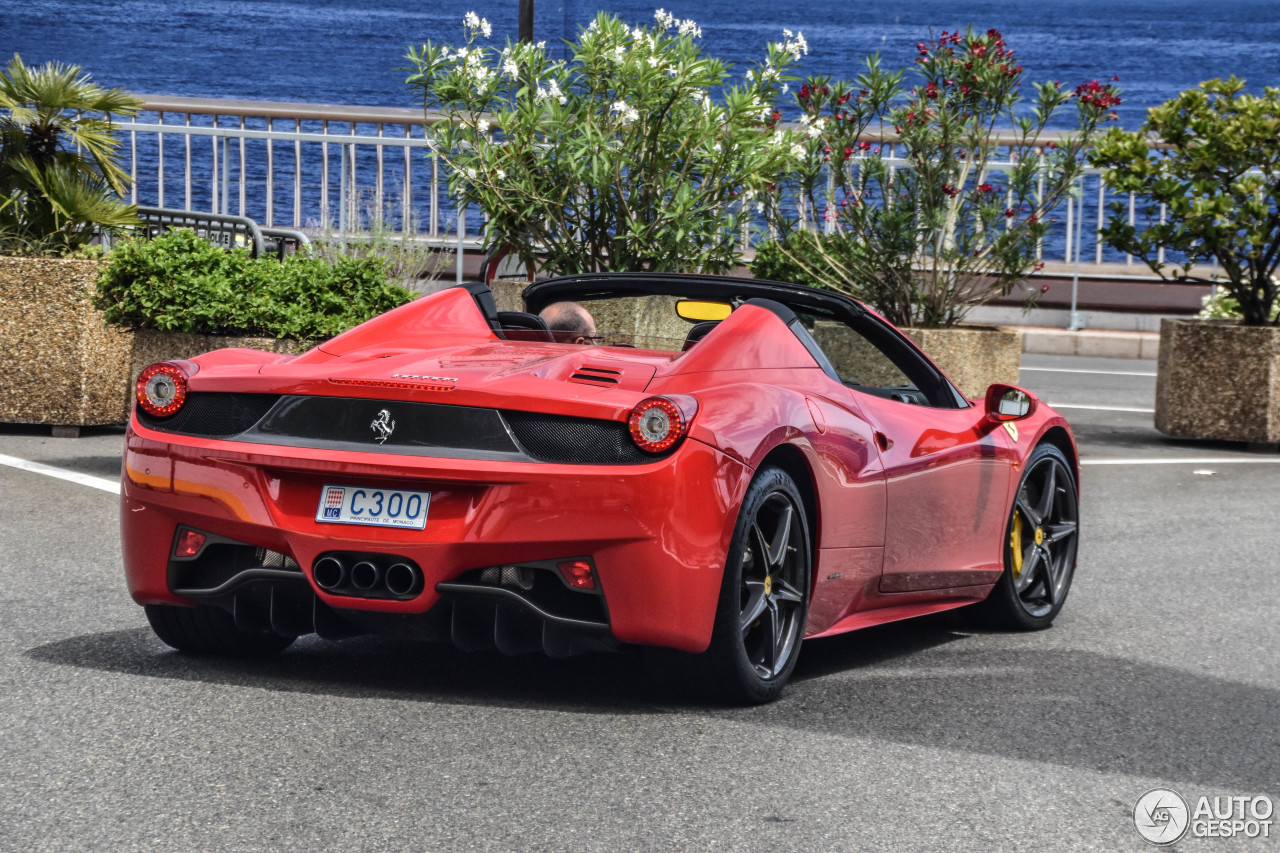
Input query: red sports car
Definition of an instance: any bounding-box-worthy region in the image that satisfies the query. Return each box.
[122,273,1080,703]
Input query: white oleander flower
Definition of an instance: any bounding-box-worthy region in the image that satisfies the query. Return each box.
[495,168,506,180]
[790,141,806,158]
[463,12,490,38]
[477,119,490,134]
[611,100,639,125]
[677,19,701,38]
[655,9,676,30]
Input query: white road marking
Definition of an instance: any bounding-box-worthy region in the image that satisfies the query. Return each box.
[1082,457,1280,466]
[0,453,121,494]
[1047,403,1156,413]
[1020,367,1157,377]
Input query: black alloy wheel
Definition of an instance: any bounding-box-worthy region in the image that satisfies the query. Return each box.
[652,465,811,704]
[977,443,1080,629]
[737,489,809,682]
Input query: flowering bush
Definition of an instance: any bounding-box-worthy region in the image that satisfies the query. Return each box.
[1090,77,1280,327]
[405,11,805,275]
[755,28,1120,328]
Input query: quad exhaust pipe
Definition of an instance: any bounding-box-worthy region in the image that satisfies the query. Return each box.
[311,555,423,599]
[313,556,346,591]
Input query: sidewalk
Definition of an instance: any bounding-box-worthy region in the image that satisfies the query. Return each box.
[1015,326,1160,360]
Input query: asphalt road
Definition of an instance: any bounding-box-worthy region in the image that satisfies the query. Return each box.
[1,353,1277,852]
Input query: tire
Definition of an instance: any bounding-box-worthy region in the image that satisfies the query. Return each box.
[653,466,812,704]
[145,604,296,656]
[972,442,1080,630]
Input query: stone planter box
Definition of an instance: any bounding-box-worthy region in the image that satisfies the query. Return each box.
[0,255,304,429]
[903,326,1023,399]
[1156,318,1280,444]
[0,256,131,427]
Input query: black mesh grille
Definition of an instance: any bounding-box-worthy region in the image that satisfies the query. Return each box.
[502,411,668,464]
[138,392,280,437]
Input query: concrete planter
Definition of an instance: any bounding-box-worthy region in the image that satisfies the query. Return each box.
[903,326,1023,399]
[0,256,133,427]
[1155,318,1280,444]
[0,256,304,429]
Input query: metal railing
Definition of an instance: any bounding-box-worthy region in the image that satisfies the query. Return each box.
[114,95,1168,272]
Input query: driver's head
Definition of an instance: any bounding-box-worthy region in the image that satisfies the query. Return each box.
[539,301,598,345]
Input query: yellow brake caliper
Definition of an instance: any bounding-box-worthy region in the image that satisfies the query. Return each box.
[1010,510,1024,578]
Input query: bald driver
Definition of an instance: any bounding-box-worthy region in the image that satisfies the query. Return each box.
[539,301,598,345]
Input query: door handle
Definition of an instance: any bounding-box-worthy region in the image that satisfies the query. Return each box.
[875,431,893,452]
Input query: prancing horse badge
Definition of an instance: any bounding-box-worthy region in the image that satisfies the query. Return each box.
[370,409,396,443]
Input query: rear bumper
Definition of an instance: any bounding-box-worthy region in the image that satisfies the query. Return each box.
[122,420,749,652]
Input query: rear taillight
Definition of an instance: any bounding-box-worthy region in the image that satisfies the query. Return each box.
[136,361,192,418]
[627,396,693,454]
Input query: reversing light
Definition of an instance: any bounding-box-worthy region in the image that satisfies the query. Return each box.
[136,362,192,417]
[174,528,207,558]
[627,396,690,454]
[557,560,596,591]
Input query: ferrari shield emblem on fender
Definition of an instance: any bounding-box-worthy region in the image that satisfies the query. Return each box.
[370,409,396,443]
[1003,421,1019,442]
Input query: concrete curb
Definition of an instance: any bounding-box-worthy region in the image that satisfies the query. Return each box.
[1014,325,1159,360]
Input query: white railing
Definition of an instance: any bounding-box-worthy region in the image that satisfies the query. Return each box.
[116,95,1167,270]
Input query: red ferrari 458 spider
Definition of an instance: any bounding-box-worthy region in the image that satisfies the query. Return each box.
[122,273,1079,703]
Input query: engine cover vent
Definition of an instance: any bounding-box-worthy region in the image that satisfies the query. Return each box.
[568,365,622,386]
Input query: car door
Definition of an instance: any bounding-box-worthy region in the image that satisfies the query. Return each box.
[803,311,1017,593]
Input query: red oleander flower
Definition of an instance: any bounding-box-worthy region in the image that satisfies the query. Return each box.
[942,184,958,198]
[1004,208,1015,218]
[858,140,871,151]
[978,183,994,193]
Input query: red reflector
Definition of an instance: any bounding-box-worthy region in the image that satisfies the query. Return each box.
[557,560,596,590]
[175,529,207,558]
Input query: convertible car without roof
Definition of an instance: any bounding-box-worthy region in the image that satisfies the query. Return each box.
[122,273,1080,703]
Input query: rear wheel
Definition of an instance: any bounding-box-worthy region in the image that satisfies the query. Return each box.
[974,443,1080,630]
[145,604,295,656]
[653,466,811,704]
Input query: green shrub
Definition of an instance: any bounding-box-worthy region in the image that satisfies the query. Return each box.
[94,229,413,341]
[405,11,804,275]
[1089,77,1280,326]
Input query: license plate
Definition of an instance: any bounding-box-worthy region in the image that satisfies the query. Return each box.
[316,484,430,529]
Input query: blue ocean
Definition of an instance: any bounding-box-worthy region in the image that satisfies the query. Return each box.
[5,0,1280,127]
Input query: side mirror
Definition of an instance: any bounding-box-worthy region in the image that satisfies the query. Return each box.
[984,383,1038,422]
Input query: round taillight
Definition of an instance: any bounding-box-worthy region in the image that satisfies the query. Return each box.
[628,396,687,454]
[136,362,190,418]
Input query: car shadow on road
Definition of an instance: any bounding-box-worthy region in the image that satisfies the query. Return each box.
[26,622,1279,794]
[24,619,965,715]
